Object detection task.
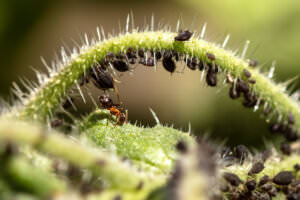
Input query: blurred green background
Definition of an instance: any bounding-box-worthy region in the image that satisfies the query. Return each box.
[1,0,300,148]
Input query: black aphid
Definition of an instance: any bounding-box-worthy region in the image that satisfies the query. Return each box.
[206,71,217,87]
[243,69,251,78]
[258,175,269,186]
[198,60,204,71]
[243,93,258,108]
[51,119,63,128]
[249,79,256,84]
[112,60,129,72]
[249,60,258,67]
[273,171,293,185]
[89,66,114,90]
[99,95,113,109]
[283,128,298,142]
[237,79,250,94]
[287,193,300,200]
[185,58,197,70]
[280,143,291,155]
[287,112,295,124]
[116,52,126,59]
[248,162,264,175]
[245,179,256,191]
[223,172,243,186]
[294,164,300,172]
[162,51,176,73]
[174,30,193,41]
[234,145,249,163]
[229,86,240,99]
[106,52,115,60]
[206,53,216,61]
[126,47,137,59]
[138,49,145,58]
[151,51,162,60]
[175,140,187,153]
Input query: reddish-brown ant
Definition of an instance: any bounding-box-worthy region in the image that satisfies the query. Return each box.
[98,94,127,125]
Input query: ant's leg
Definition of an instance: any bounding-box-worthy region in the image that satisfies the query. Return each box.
[113,79,121,105]
[125,110,128,124]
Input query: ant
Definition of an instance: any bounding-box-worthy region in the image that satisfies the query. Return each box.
[98,94,127,125]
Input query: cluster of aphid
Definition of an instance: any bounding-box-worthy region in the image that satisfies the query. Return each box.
[221,153,300,200]
[174,139,300,200]
[46,29,300,199]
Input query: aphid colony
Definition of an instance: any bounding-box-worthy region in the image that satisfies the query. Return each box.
[218,143,300,200]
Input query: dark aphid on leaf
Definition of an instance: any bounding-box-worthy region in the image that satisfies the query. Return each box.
[126,47,137,59]
[234,145,249,163]
[273,171,293,185]
[162,51,176,73]
[198,60,204,71]
[237,79,250,94]
[283,128,298,142]
[243,69,251,78]
[89,66,114,90]
[287,193,300,200]
[116,52,126,59]
[51,119,63,128]
[138,49,145,58]
[186,57,197,70]
[174,30,193,41]
[248,162,264,175]
[245,179,256,191]
[206,53,216,61]
[99,95,113,109]
[206,71,217,87]
[112,60,129,72]
[223,172,243,186]
[172,50,180,61]
[249,79,256,84]
[106,52,115,60]
[258,175,269,186]
[175,140,187,153]
[280,143,291,155]
[243,93,258,108]
[294,164,300,172]
[249,60,258,67]
[151,51,162,60]
[287,112,295,124]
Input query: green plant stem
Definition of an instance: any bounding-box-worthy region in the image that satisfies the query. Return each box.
[2,156,65,198]
[0,119,146,190]
[8,31,300,130]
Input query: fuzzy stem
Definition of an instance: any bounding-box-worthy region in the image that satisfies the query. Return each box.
[9,31,300,130]
[0,119,145,190]
[1,156,65,198]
